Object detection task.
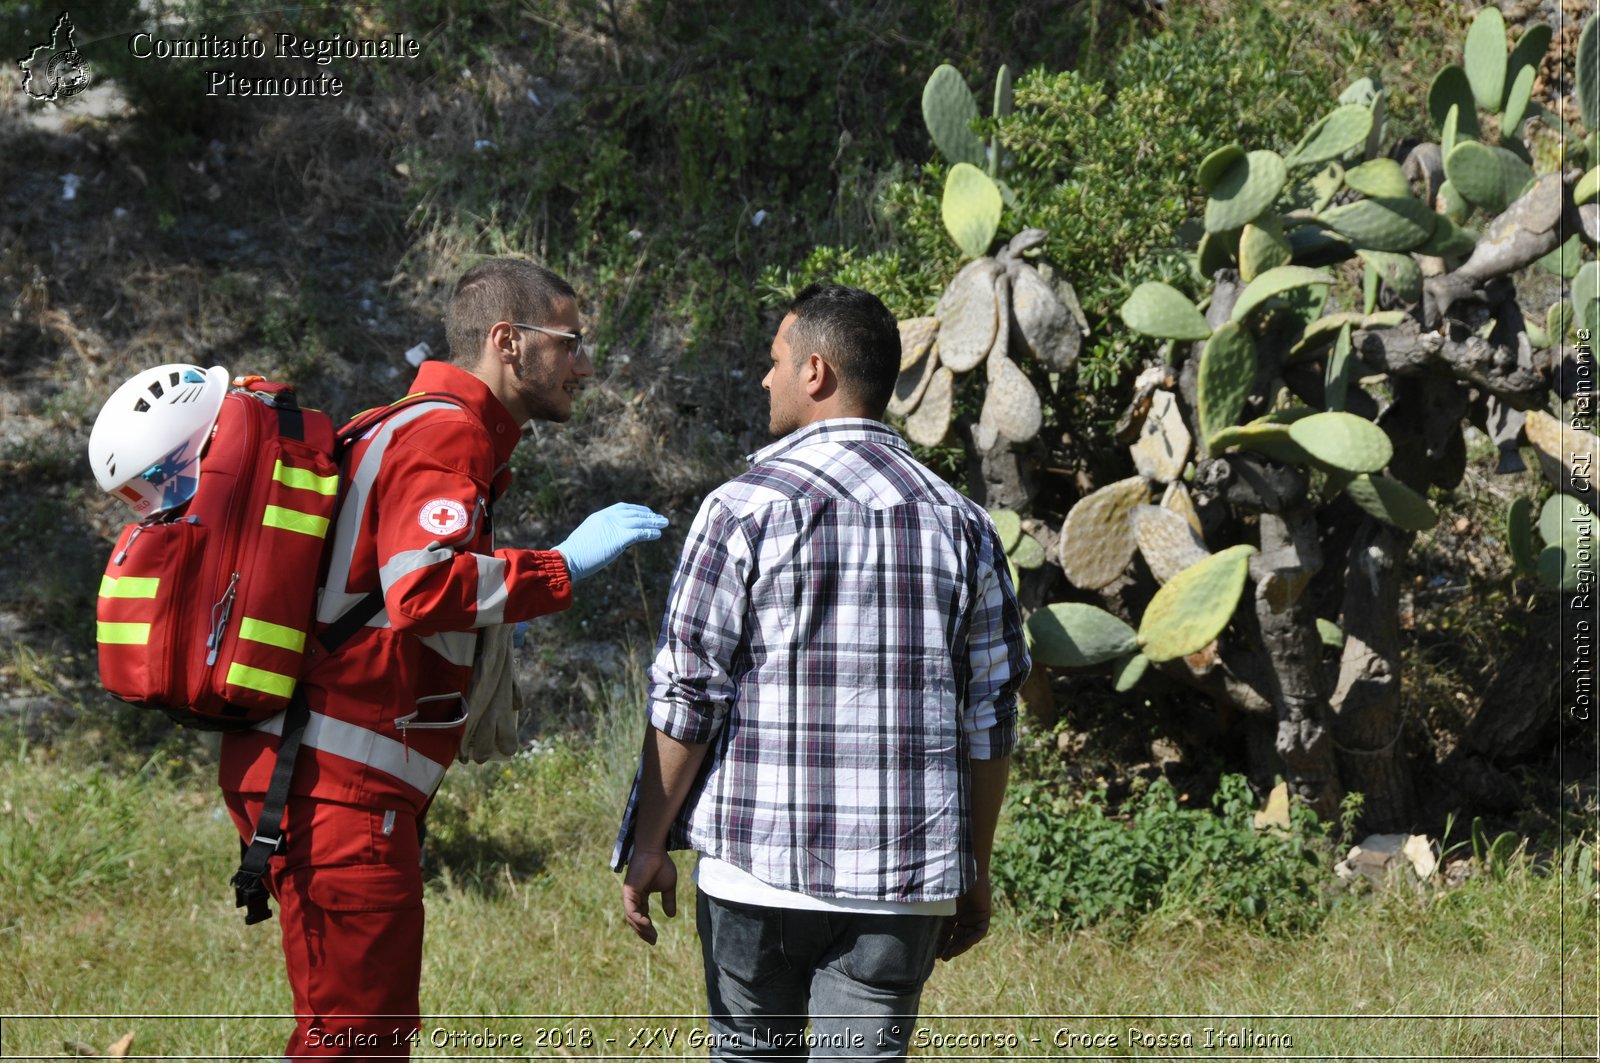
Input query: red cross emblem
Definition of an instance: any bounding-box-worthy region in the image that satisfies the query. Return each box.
[417,497,468,536]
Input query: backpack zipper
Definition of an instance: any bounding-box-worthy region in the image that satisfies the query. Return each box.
[206,571,240,665]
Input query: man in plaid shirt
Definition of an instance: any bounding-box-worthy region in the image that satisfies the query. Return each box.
[614,283,1029,1060]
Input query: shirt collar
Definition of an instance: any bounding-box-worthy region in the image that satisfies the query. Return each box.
[746,418,909,468]
[408,360,524,468]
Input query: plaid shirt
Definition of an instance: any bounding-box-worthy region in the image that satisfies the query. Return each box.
[612,419,1028,903]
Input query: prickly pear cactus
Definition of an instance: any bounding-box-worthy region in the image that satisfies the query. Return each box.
[1058,476,1151,590]
[1137,545,1257,663]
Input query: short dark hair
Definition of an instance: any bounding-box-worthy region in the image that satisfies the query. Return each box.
[785,283,901,417]
[445,258,576,364]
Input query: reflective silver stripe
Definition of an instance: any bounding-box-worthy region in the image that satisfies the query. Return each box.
[380,545,455,591]
[254,709,448,796]
[418,629,477,667]
[319,402,461,625]
[474,554,509,626]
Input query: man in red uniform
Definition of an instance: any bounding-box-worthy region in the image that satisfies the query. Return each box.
[221,259,666,1059]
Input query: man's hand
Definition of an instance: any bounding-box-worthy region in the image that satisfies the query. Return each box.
[622,847,679,945]
[937,873,993,962]
[554,503,669,581]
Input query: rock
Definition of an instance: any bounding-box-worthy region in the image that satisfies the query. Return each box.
[1334,832,1438,884]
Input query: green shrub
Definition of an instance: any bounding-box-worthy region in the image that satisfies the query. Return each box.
[994,774,1333,936]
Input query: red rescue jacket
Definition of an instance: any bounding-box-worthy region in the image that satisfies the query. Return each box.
[220,362,572,812]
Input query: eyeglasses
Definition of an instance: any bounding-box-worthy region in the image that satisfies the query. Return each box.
[511,322,584,354]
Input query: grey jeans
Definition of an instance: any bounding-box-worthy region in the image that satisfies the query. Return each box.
[696,892,943,1062]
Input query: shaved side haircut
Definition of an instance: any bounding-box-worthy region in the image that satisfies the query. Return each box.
[445,259,576,364]
[785,283,902,417]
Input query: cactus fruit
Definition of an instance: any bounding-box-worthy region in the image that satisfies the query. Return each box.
[904,365,954,446]
[1325,322,1354,413]
[1507,496,1537,575]
[942,162,1004,258]
[1581,16,1600,132]
[1204,149,1287,233]
[984,354,1043,443]
[922,64,985,167]
[1463,5,1507,113]
[1428,66,1480,139]
[1286,105,1373,168]
[1025,602,1138,668]
[897,316,939,371]
[1120,281,1212,341]
[887,338,940,417]
[1059,475,1152,590]
[1320,196,1438,252]
[1239,217,1293,282]
[1229,266,1335,324]
[1444,140,1534,213]
[1112,651,1150,692]
[1162,480,1204,537]
[1344,473,1439,531]
[989,508,1023,552]
[1355,249,1423,303]
[1130,389,1192,483]
[1316,618,1345,648]
[1344,158,1411,199]
[1288,411,1393,474]
[1137,544,1257,663]
[934,258,1000,371]
[1010,264,1079,369]
[1197,321,1258,446]
[1134,504,1212,584]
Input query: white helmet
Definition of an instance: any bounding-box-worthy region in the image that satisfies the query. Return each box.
[88,364,230,515]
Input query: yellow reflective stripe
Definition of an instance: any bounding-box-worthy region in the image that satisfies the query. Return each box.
[97,621,151,645]
[225,662,296,699]
[238,617,306,653]
[99,575,160,599]
[272,459,338,497]
[262,505,329,538]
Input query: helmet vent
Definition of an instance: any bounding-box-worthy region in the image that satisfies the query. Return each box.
[134,398,150,413]
[148,380,164,399]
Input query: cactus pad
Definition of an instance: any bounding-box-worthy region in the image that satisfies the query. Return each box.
[1239,218,1293,281]
[1506,496,1537,575]
[1444,140,1534,213]
[897,316,939,371]
[1435,179,1471,224]
[1011,534,1046,569]
[984,355,1042,443]
[1162,480,1204,537]
[1417,214,1476,258]
[1137,544,1257,663]
[1537,495,1597,592]
[1355,249,1423,303]
[1547,301,1574,344]
[1325,321,1354,413]
[1540,494,1592,550]
[993,63,1014,120]
[1130,389,1192,484]
[1134,504,1212,584]
[1577,168,1600,207]
[1316,619,1345,648]
[1026,603,1138,669]
[921,64,984,166]
[1288,411,1393,473]
[1463,5,1508,113]
[1536,233,1582,279]
[1197,321,1258,446]
[1059,475,1151,590]
[904,366,954,446]
[988,508,1022,552]
[1205,149,1287,233]
[1210,422,1313,464]
[1197,144,1246,192]
[1112,651,1150,693]
[1344,473,1438,530]
[1428,66,1480,139]
[1502,61,1535,134]
[1197,229,1240,279]
[1229,266,1334,323]
[1120,282,1212,341]
[942,162,1003,258]
[1320,196,1437,252]
[1286,105,1373,167]
[934,258,1000,371]
[1010,264,1078,369]
[1344,159,1411,199]
[1581,16,1600,132]
[887,338,940,418]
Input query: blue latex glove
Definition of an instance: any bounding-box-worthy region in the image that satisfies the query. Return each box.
[554,503,669,581]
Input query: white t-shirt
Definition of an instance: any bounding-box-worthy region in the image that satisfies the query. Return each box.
[695,855,957,916]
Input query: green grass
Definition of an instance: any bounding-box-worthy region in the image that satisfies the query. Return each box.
[1,698,1595,1061]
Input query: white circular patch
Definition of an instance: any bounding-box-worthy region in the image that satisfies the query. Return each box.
[418,497,469,536]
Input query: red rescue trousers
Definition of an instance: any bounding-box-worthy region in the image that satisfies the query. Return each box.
[225,793,425,1061]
